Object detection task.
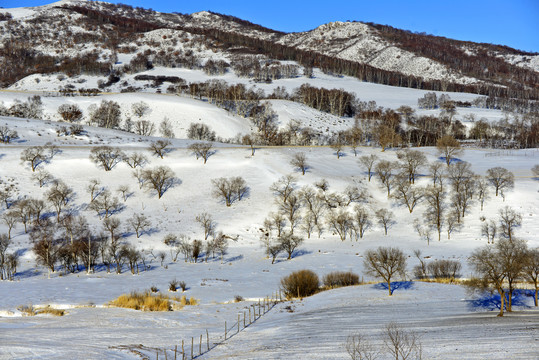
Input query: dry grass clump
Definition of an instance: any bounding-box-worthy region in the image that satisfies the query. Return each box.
[280,269,320,299]
[37,306,65,316]
[418,277,464,285]
[18,305,36,316]
[323,271,360,289]
[109,291,198,311]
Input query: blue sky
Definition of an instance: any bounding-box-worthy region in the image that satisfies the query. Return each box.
[2,0,538,53]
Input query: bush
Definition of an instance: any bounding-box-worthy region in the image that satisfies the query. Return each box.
[280,269,319,298]
[169,279,179,292]
[37,306,65,316]
[109,291,172,311]
[323,271,360,288]
[179,281,187,292]
[427,259,461,279]
[234,295,244,302]
[150,285,159,293]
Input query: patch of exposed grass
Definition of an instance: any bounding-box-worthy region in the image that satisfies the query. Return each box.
[109,291,198,311]
[18,305,36,316]
[416,278,464,285]
[37,306,65,316]
[322,271,361,289]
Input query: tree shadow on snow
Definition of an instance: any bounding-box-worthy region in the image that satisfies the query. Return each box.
[225,254,243,263]
[466,290,532,311]
[373,280,414,293]
[438,156,462,164]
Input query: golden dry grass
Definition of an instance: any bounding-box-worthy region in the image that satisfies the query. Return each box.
[18,305,36,316]
[37,306,65,316]
[109,291,198,311]
[416,278,464,285]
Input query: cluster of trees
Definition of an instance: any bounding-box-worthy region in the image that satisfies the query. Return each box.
[0,95,44,120]
[469,210,539,316]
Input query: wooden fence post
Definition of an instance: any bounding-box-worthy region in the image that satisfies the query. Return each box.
[238,314,240,333]
[156,350,159,360]
[243,311,246,328]
[182,340,185,360]
[165,349,168,360]
[174,345,177,360]
[199,334,202,355]
[191,337,193,360]
[225,321,227,340]
[249,307,251,324]
[206,329,210,351]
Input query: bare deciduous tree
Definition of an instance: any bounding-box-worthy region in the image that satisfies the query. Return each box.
[123,152,148,169]
[21,146,47,172]
[375,208,395,235]
[384,322,422,360]
[486,167,514,197]
[278,231,304,260]
[57,104,83,123]
[270,175,297,204]
[148,139,172,159]
[196,212,216,240]
[142,166,177,199]
[436,135,462,166]
[188,142,214,164]
[363,247,407,296]
[327,209,353,241]
[290,152,308,175]
[345,333,380,360]
[523,248,539,307]
[128,213,151,238]
[423,185,445,241]
[359,154,378,182]
[89,146,125,171]
[397,149,427,184]
[392,176,423,213]
[375,160,397,197]
[498,206,522,242]
[159,117,175,138]
[353,205,371,239]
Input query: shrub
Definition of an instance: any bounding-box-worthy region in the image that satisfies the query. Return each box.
[234,295,244,302]
[280,269,319,298]
[109,291,172,311]
[427,259,461,279]
[169,279,179,292]
[18,305,36,316]
[323,271,360,288]
[37,306,65,316]
[150,285,159,293]
[180,295,198,306]
[179,281,187,292]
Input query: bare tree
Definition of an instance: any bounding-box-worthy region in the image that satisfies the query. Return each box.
[142,166,177,199]
[2,211,18,239]
[436,135,462,166]
[278,231,304,260]
[363,247,407,296]
[86,178,103,202]
[128,213,151,238]
[211,177,248,206]
[392,176,423,213]
[375,208,395,235]
[428,161,445,188]
[423,185,445,241]
[88,100,121,129]
[123,152,148,168]
[270,175,296,204]
[327,209,353,241]
[486,167,514,197]
[57,104,83,123]
[20,146,47,172]
[102,216,121,243]
[213,231,229,263]
[477,176,490,211]
[148,139,172,159]
[46,181,74,222]
[88,189,122,219]
[353,205,371,239]
[0,125,18,143]
[397,149,427,184]
[196,212,216,240]
[523,248,539,307]
[133,120,155,136]
[481,219,497,244]
[447,161,473,193]
[89,146,125,171]
[331,142,344,159]
[31,169,53,188]
[131,101,149,118]
[532,164,539,177]
[188,142,214,164]
[375,160,397,197]
[117,185,130,202]
[468,238,528,316]
[290,152,308,175]
[279,194,302,234]
[345,333,380,360]
[159,117,175,138]
[384,322,422,360]
[359,154,378,182]
[498,206,522,242]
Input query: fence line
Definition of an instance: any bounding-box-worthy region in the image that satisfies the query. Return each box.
[145,289,285,360]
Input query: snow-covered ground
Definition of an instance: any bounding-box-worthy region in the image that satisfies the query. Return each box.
[0,112,538,359]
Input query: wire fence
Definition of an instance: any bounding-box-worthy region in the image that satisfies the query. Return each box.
[125,290,286,360]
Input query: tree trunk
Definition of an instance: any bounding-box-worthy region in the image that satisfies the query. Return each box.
[388,280,392,296]
[498,288,505,317]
